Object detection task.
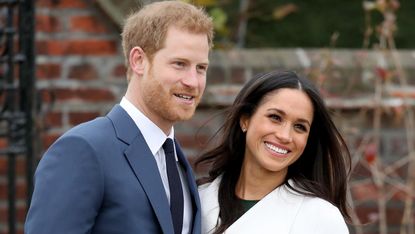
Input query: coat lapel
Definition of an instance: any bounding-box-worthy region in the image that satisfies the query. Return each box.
[226,182,304,234]
[107,105,174,234]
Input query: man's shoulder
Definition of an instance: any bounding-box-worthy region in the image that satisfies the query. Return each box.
[67,116,112,137]
[51,115,116,150]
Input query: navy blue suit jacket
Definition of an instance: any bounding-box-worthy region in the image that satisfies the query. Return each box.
[25,105,201,234]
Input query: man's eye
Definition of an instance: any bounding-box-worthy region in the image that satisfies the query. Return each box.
[197,65,207,73]
[174,61,185,67]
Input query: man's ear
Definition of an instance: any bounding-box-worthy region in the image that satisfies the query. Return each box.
[129,46,146,76]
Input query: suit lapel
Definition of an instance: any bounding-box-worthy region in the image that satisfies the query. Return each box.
[107,105,174,234]
[175,140,201,234]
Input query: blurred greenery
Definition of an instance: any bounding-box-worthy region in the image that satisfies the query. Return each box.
[199,0,415,48]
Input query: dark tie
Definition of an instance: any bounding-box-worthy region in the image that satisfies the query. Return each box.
[163,138,184,234]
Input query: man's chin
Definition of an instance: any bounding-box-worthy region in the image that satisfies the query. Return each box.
[175,109,196,121]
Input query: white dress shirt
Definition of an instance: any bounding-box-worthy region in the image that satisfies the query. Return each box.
[120,97,193,234]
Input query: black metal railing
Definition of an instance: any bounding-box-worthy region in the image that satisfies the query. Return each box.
[0,0,35,233]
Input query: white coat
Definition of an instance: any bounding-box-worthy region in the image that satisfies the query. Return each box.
[199,176,349,234]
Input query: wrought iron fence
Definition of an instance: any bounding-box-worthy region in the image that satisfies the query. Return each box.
[0,0,35,233]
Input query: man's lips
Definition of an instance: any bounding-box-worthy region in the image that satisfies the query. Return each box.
[174,93,194,101]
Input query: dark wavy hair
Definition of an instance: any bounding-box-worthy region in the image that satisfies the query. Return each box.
[195,71,351,233]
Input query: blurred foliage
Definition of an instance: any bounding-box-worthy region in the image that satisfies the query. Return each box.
[191,0,415,49]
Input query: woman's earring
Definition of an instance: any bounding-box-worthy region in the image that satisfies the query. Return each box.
[242,128,247,132]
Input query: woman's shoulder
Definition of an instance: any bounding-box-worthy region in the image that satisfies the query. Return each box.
[282,182,349,233]
[301,195,338,210]
[283,184,343,218]
[295,195,348,233]
[284,181,341,214]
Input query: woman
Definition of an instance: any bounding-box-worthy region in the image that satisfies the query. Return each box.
[195,71,351,234]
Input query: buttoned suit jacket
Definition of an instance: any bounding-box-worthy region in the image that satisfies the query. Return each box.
[25,105,201,234]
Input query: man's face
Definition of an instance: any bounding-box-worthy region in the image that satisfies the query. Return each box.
[137,26,210,131]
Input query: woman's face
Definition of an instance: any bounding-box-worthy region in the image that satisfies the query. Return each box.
[240,88,314,179]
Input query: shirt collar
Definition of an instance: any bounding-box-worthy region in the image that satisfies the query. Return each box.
[120,97,174,155]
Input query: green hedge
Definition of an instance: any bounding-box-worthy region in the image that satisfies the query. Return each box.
[212,0,414,48]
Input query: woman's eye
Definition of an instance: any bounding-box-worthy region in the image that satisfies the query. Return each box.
[294,124,308,132]
[269,114,281,122]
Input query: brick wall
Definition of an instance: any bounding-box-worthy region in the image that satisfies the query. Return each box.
[0,0,414,233]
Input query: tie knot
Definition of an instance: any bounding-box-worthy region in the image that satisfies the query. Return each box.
[163,138,175,154]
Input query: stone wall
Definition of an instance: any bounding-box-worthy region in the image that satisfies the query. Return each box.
[0,0,414,233]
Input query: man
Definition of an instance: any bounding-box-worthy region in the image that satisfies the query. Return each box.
[24,1,213,233]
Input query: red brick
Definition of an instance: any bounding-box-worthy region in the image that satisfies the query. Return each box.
[42,133,60,149]
[45,112,62,127]
[176,134,209,149]
[0,138,8,149]
[352,204,414,228]
[353,206,378,224]
[16,158,26,176]
[207,67,225,84]
[51,88,115,102]
[69,111,100,125]
[51,88,76,100]
[39,87,115,104]
[0,157,26,176]
[231,67,246,84]
[70,15,109,34]
[37,40,117,56]
[0,181,27,200]
[37,0,87,8]
[36,14,61,33]
[0,229,24,234]
[351,161,372,178]
[0,204,28,224]
[386,207,404,225]
[68,64,98,80]
[55,0,87,8]
[389,90,415,98]
[36,63,61,79]
[39,88,54,104]
[391,189,413,201]
[351,182,379,201]
[36,0,53,7]
[0,230,24,234]
[0,158,6,174]
[112,64,127,77]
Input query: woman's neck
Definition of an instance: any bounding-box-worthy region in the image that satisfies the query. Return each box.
[235,161,287,200]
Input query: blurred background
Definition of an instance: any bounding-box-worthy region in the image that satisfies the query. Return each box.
[0,0,414,233]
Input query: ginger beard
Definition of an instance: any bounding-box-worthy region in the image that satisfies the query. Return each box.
[140,64,202,124]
